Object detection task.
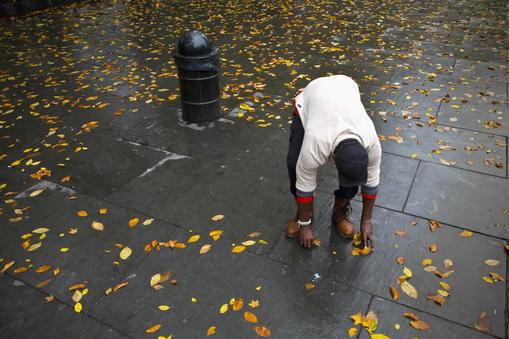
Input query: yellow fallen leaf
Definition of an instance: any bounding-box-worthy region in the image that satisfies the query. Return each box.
[32,228,50,234]
[244,311,258,323]
[151,274,162,287]
[209,230,223,241]
[232,245,246,253]
[459,230,473,237]
[35,265,51,273]
[254,326,271,337]
[242,240,256,246]
[146,324,161,333]
[91,220,104,231]
[248,300,259,308]
[158,305,170,311]
[99,208,108,214]
[211,214,224,222]
[403,267,412,278]
[485,259,500,266]
[421,258,432,266]
[74,302,82,313]
[207,326,216,336]
[348,327,357,337]
[60,247,69,253]
[305,282,315,290]
[400,281,418,299]
[188,235,200,243]
[120,246,132,260]
[30,189,44,197]
[128,218,139,227]
[72,290,82,303]
[200,244,212,254]
[219,304,228,314]
[371,334,390,339]
[143,218,154,225]
[350,312,362,325]
[27,242,42,252]
[77,210,88,217]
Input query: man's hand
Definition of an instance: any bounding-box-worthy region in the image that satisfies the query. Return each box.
[299,225,314,248]
[360,219,374,250]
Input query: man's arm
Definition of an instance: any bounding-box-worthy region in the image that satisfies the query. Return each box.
[295,134,328,248]
[360,140,381,249]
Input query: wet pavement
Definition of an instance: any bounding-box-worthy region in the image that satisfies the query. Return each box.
[0,0,508,338]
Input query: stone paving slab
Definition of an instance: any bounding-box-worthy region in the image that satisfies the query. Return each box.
[373,115,507,177]
[272,197,507,338]
[90,228,372,338]
[317,152,420,211]
[436,79,508,137]
[0,181,176,310]
[405,162,509,239]
[4,133,173,198]
[451,59,509,83]
[0,274,127,339]
[359,298,496,339]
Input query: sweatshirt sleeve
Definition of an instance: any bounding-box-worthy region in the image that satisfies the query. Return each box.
[295,134,329,203]
[361,138,382,199]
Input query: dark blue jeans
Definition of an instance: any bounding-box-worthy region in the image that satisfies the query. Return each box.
[287,114,358,199]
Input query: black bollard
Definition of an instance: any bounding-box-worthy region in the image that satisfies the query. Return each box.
[173,30,221,123]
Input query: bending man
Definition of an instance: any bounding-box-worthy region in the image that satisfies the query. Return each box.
[285,75,381,249]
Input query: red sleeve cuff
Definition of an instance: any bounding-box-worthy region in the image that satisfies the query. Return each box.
[296,195,313,203]
[362,193,377,200]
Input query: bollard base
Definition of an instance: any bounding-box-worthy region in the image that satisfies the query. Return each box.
[181,99,221,123]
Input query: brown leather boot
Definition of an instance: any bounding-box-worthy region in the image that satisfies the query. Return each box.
[332,197,354,239]
[284,213,300,238]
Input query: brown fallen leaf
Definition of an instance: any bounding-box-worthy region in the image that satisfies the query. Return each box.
[69,283,86,291]
[427,294,446,306]
[395,229,407,237]
[1,260,15,273]
[128,218,139,228]
[35,265,52,273]
[146,324,161,333]
[474,311,491,333]
[489,272,504,282]
[389,286,399,300]
[244,311,258,323]
[396,256,405,265]
[428,220,441,232]
[429,243,438,252]
[403,312,419,321]
[233,298,244,311]
[113,281,128,292]
[35,279,51,289]
[410,319,431,330]
[207,326,217,336]
[305,282,315,290]
[77,210,88,217]
[254,326,271,337]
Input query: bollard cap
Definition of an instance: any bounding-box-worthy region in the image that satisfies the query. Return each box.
[177,30,215,57]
